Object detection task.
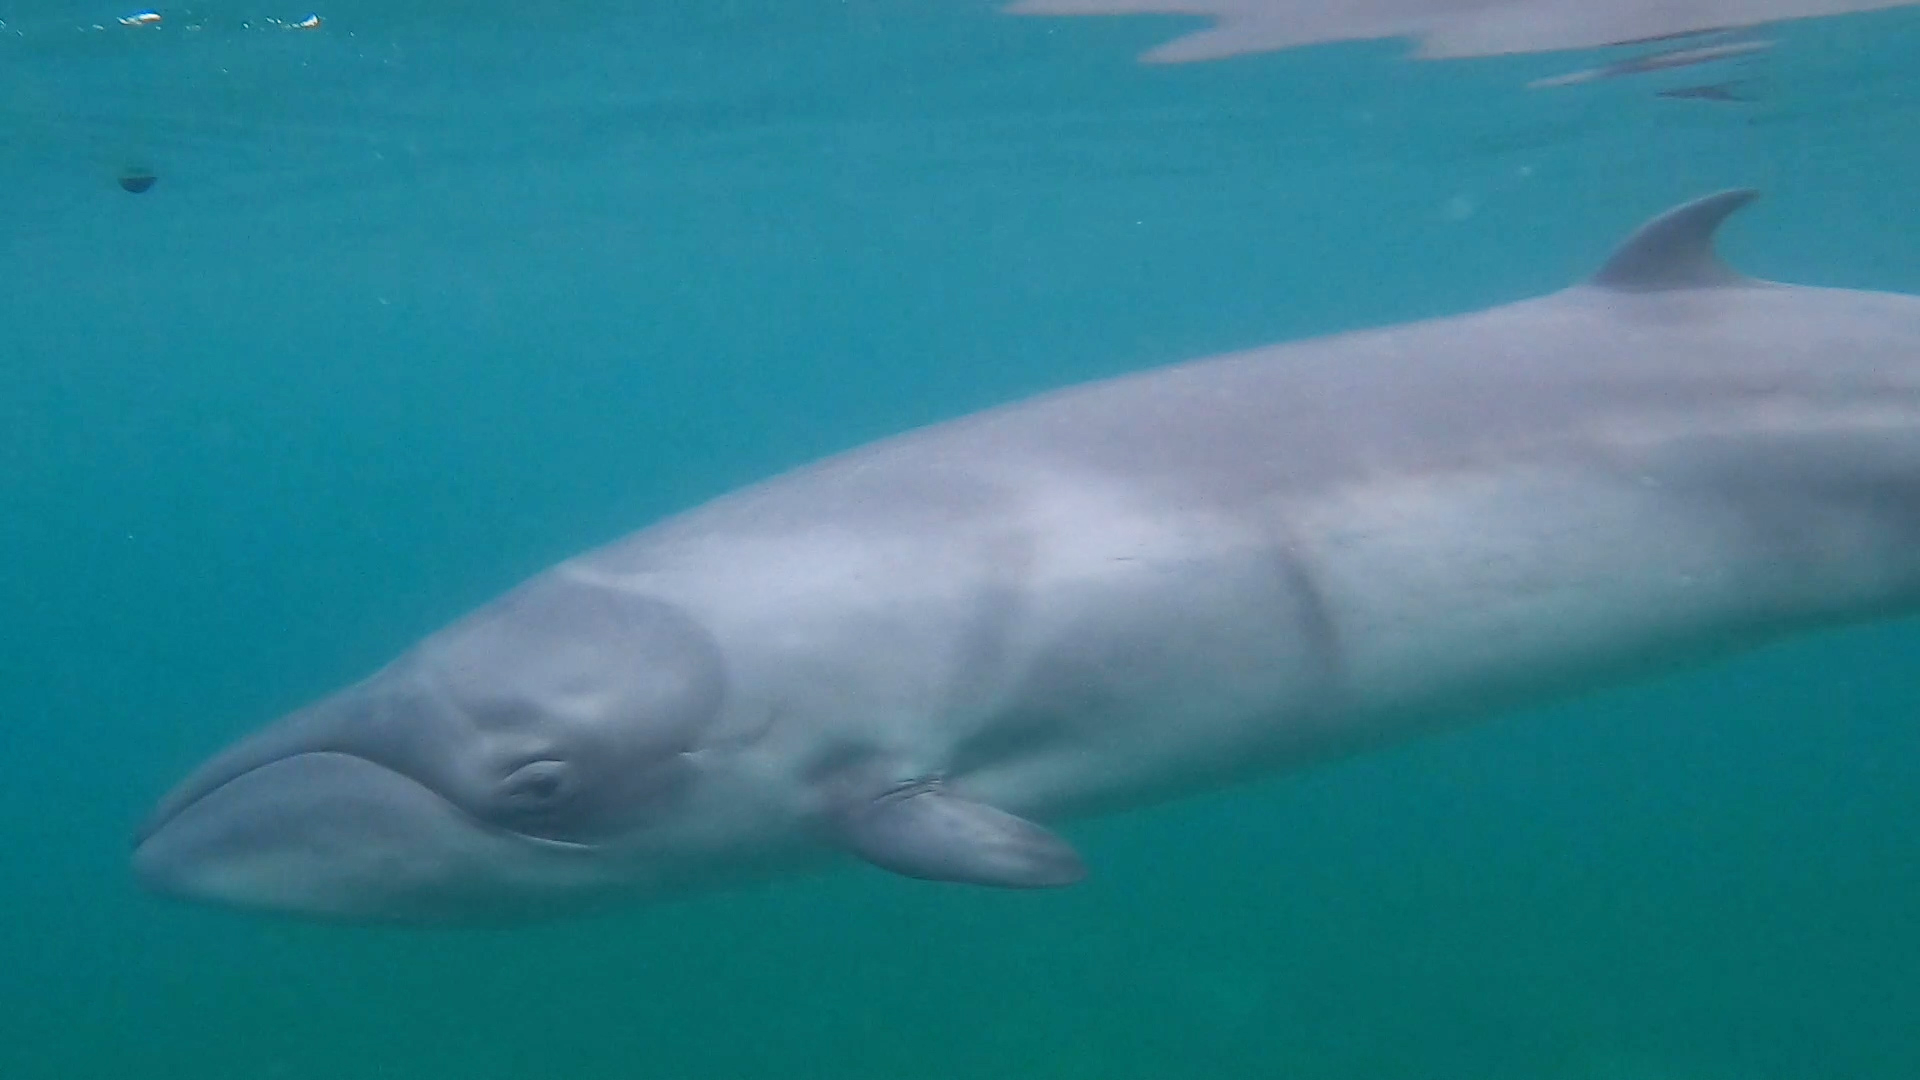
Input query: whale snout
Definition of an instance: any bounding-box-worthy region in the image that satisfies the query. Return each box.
[134,750,515,922]
[132,685,610,925]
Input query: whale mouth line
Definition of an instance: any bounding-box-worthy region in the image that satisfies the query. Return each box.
[134,750,596,855]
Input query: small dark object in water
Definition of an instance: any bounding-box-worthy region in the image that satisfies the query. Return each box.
[1658,81,1758,102]
[118,169,157,194]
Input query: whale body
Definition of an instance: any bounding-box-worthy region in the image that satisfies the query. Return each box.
[134,191,1920,924]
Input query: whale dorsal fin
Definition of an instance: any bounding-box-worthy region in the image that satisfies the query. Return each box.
[1589,189,1760,292]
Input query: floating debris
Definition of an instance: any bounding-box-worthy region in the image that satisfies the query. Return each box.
[117,168,158,194]
[1527,38,1771,88]
[292,13,322,29]
[118,10,161,25]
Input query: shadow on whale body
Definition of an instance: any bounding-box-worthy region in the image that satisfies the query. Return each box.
[135,190,1920,925]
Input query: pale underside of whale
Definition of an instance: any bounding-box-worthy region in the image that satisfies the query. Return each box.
[1002,0,1920,62]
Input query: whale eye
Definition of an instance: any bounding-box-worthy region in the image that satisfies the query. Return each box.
[499,759,572,810]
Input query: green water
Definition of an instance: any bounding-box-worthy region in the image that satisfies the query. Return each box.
[4,2,1920,1077]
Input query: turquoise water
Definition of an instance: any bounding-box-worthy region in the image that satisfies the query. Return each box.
[5,2,1920,1077]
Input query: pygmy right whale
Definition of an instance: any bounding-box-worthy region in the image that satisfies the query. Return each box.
[134,190,1920,924]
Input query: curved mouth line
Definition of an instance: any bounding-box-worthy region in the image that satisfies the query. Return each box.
[136,751,597,854]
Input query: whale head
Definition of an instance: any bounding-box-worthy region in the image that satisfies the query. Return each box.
[131,575,764,924]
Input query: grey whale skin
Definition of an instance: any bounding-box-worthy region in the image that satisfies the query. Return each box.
[135,191,1920,924]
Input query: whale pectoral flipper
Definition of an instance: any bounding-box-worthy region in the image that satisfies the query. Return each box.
[837,780,1087,889]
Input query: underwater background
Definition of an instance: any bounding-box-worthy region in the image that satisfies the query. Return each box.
[5,1,1920,1077]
